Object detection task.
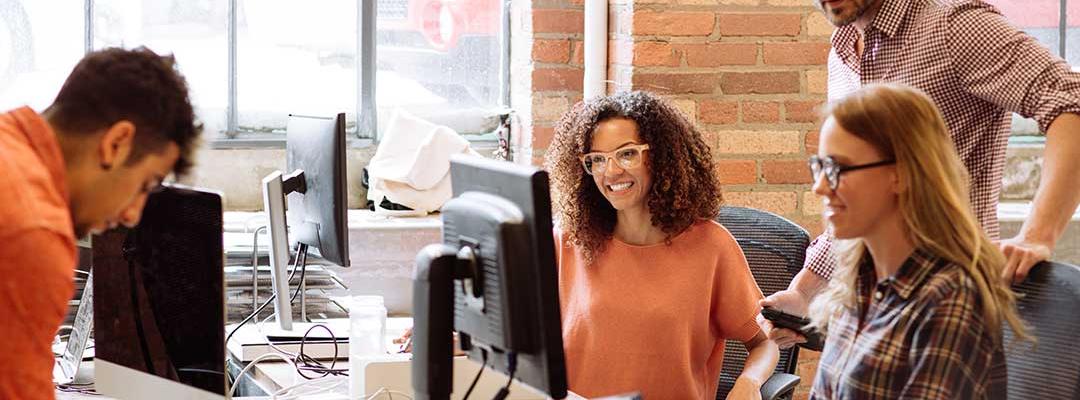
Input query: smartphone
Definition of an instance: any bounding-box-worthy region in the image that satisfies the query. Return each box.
[761,306,825,351]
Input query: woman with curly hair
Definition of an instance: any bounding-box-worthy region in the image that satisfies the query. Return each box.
[546,91,778,399]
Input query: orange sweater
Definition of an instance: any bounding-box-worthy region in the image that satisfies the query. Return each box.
[557,220,762,399]
[0,107,77,400]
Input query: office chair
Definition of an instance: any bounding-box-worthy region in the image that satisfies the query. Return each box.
[714,206,809,400]
[1004,261,1080,400]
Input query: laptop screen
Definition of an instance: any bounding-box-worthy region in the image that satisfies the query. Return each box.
[92,186,226,395]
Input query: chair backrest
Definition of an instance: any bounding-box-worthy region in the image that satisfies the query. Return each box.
[714,206,810,399]
[1004,261,1080,400]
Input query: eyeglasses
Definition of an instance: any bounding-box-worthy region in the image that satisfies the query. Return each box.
[808,155,896,191]
[579,144,650,176]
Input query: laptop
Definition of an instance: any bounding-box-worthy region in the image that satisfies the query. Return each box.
[53,272,94,385]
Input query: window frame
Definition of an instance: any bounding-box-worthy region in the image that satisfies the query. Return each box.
[78,0,511,147]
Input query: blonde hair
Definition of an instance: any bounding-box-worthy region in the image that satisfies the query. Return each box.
[806,83,1029,342]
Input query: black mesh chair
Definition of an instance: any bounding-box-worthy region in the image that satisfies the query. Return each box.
[1004,261,1080,400]
[715,206,810,400]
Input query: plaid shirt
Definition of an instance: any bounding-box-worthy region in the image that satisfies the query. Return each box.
[811,249,1007,400]
[806,0,1080,278]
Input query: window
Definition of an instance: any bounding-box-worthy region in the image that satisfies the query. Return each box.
[0,0,509,142]
[986,0,1079,138]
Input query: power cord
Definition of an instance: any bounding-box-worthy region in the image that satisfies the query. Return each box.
[492,352,517,400]
[294,323,349,379]
[462,349,488,400]
[228,352,298,398]
[225,239,306,345]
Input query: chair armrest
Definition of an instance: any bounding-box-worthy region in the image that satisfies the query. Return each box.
[760,373,801,400]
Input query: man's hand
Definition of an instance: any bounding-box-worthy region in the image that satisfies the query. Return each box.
[757,290,809,350]
[998,235,1052,284]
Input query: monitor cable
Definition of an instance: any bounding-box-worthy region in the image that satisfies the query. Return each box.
[492,352,517,400]
[462,348,488,400]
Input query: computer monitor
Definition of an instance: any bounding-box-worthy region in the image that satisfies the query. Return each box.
[262,113,350,332]
[93,185,226,399]
[412,155,568,399]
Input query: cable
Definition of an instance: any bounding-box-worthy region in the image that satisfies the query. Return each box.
[250,226,268,310]
[364,387,415,400]
[462,349,488,400]
[294,323,348,379]
[225,240,305,346]
[228,352,298,398]
[492,352,517,400]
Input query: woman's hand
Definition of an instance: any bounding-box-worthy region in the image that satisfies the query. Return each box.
[393,327,413,353]
[725,375,763,400]
[391,327,465,355]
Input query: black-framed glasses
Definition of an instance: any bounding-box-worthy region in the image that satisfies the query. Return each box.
[579,144,650,176]
[808,155,896,191]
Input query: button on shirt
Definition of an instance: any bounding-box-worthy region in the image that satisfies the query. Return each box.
[806,0,1080,278]
[811,249,1007,400]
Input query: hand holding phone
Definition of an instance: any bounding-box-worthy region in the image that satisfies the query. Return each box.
[760,306,825,351]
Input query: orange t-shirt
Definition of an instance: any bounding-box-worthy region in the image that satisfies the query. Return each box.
[557,220,763,399]
[0,107,77,399]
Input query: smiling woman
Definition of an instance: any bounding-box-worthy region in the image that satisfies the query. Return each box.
[543,91,779,399]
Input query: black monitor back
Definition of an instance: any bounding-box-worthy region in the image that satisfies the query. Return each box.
[286,113,350,267]
[92,186,225,395]
[445,155,567,398]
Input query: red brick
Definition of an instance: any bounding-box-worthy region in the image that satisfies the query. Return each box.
[533,39,571,64]
[572,41,585,65]
[634,11,715,36]
[720,72,800,94]
[678,43,758,67]
[715,159,757,184]
[789,217,826,238]
[763,159,813,184]
[763,42,831,65]
[699,100,739,125]
[634,41,679,67]
[786,100,823,123]
[533,68,584,92]
[533,9,584,34]
[743,101,781,123]
[718,14,801,36]
[632,73,718,94]
[805,130,820,154]
[533,126,555,151]
[725,191,798,215]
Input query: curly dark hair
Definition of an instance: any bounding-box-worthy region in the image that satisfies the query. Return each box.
[545,91,722,263]
[46,46,202,176]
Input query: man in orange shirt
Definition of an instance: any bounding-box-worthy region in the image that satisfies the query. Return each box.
[0,47,202,399]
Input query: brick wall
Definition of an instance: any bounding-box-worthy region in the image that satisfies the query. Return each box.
[519,1,830,397]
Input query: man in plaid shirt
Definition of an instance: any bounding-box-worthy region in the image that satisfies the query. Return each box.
[760,0,1080,349]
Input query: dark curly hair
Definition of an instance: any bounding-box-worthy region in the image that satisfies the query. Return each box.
[545,91,722,263]
[46,46,202,176]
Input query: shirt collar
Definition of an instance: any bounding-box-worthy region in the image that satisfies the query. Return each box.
[870,0,911,38]
[882,247,942,300]
[11,106,70,205]
[830,0,914,60]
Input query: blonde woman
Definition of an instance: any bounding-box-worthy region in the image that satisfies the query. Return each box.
[805,84,1029,399]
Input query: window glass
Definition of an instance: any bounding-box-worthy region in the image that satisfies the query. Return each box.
[93,0,229,135]
[0,0,84,111]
